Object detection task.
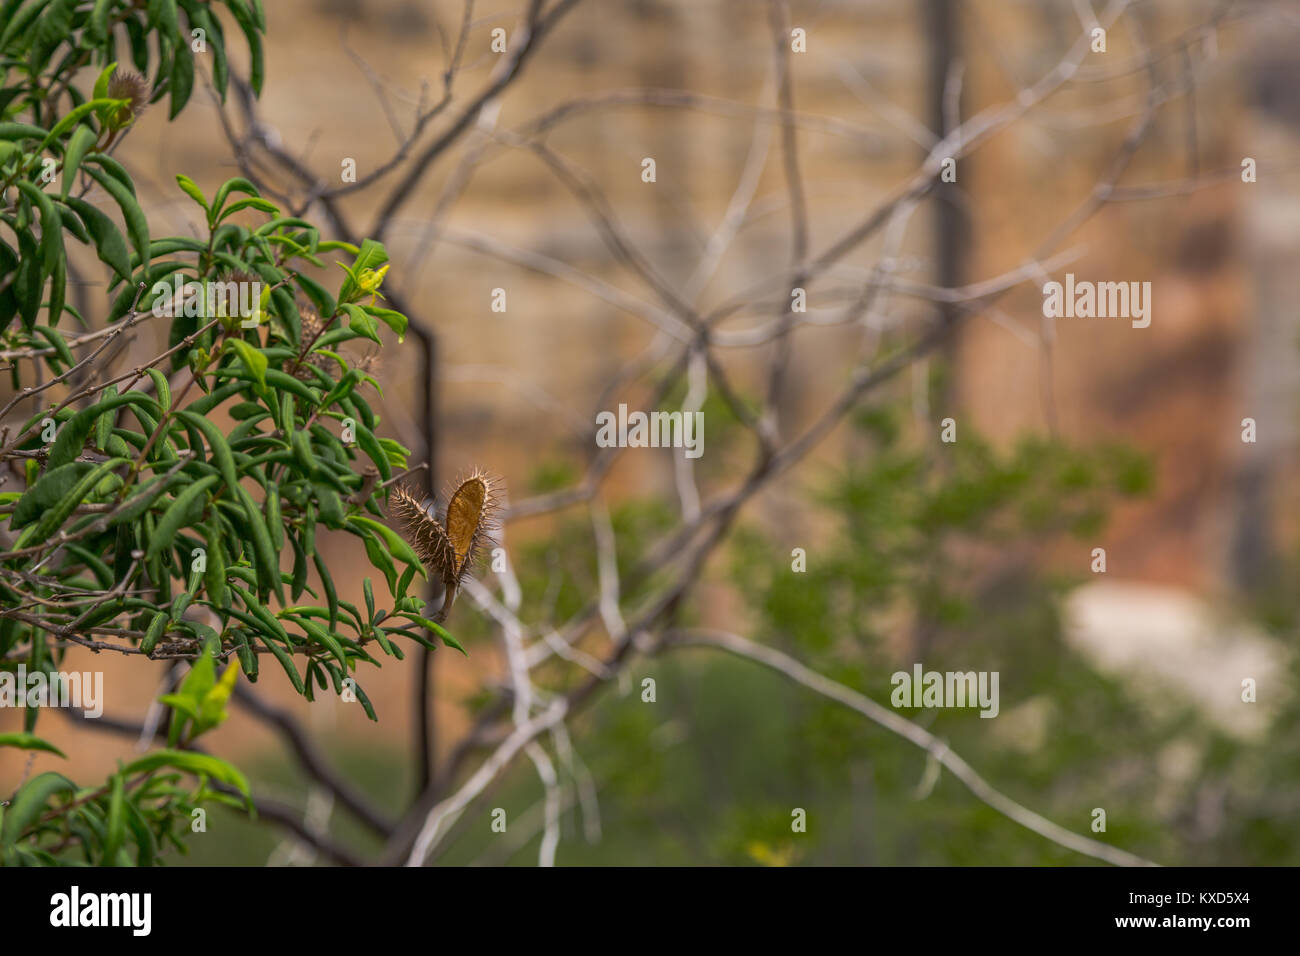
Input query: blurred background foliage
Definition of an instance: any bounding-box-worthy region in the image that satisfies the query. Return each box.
[6,0,1300,866]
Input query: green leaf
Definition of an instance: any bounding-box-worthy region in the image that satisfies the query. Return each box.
[59,126,97,199]
[168,38,195,118]
[84,165,149,263]
[0,733,66,758]
[222,337,266,387]
[84,153,136,195]
[203,526,228,605]
[313,551,339,633]
[62,196,132,283]
[37,99,116,155]
[228,0,265,95]
[14,457,128,549]
[341,303,380,344]
[217,196,278,220]
[195,661,240,733]
[399,614,468,655]
[87,2,112,45]
[174,409,238,493]
[146,474,219,561]
[236,486,284,606]
[290,615,348,670]
[175,174,208,212]
[110,472,178,527]
[103,773,127,863]
[54,201,89,244]
[348,515,426,577]
[147,368,172,411]
[9,461,92,528]
[48,393,159,469]
[46,233,66,326]
[352,420,393,481]
[92,61,116,101]
[140,610,168,656]
[150,0,180,46]
[33,325,74,368]
[362,304,407,342]
[15,181,60,273]
[249,627,303,694]
[0,122,48,142]
[123,750,251,799]
[0,772,76,845]
[0,0,45,55]
[212,176,259,217]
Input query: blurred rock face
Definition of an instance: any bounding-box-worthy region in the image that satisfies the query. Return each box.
[1065,581,1286,738]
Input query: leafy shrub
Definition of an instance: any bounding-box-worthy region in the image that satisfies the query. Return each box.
[0,0,452,865]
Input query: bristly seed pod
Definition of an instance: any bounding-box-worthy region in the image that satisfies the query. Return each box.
[443,469,502,582]
[292,302,334,380]
[389,470,504,620]
[105,69,150,128]
[389,485,456,587]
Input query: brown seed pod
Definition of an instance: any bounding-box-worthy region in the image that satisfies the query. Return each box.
[387,470,504,620]
[388,485,457,588]
[442,468,504,582]
[299,304,324,343]
[292,303,336,380]
[106,69,150,124]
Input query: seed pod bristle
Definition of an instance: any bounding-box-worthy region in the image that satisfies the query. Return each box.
[106,69,150,120]
[388,484,456,587]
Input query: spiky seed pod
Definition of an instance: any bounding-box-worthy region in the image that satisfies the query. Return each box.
[106,69,150,127]
[442,469,503,582]
[293,304,334,381]
[388,485,457,588]
[299,304,324,343]
[388,471,504,621]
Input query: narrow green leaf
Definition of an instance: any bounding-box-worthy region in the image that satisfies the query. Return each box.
[33,326,73,367]
[342,303,380,344]
[103,773,126,862]
[0,772,76,845]
[174,409,238,493]
[174,174,208,212]
[400,614,468,655]
[235,486,283,605]
[9,461,92,528]
[168,39,194,118]
[62,195,131,283]
[222,337,266,387]
[47,393,158,469]
[123,750,250,799]
[59,126,96,199]
[347,515,426,577]
[14,457,128,549]
[140,610,168,655]
[0,733,66,758]
[84,164,150,262]
[217,196,278,220]
[147,368,171,411]
[146,474,218,561]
